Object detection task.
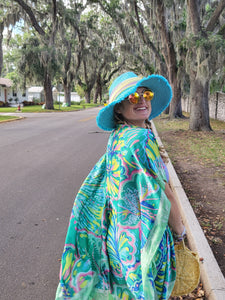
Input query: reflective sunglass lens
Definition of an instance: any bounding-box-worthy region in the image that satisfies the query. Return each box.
[128,93,139,104]
[143,91,154,101]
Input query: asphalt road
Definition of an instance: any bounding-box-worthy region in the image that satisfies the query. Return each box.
[0,108,110,300]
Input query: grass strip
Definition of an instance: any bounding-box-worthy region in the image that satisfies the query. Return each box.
[0,103,101,113]
[154,113,225,170]
[0,115,21,122]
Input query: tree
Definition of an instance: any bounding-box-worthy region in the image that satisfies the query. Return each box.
[18,33,59,93]
[88,0,158,75]
[76,9,124,103]
[88,0,225,130]
[54,2,87,106]
[90,13,125,103]
[88,0,184,118]
[4,32,29,89]
[154,0,185,118]
[0,21,4,76]
[12,0,61,109]
[186,0,225,130]
[93,62,125,103]
[0,1,22,76]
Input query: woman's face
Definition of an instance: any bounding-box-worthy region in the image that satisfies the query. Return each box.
[115,87,152,128]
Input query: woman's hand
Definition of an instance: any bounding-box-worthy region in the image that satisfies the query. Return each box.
[164,182,185,236]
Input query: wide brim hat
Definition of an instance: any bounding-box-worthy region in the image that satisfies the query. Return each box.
[96,71,173,131]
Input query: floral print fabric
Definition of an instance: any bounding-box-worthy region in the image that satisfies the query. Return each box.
[56,125,176,300]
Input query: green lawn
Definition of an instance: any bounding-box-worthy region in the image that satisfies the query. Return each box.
[0,103,102,122]
[0,115,21,122]
[154,113,225,168]
[0,103,101,113]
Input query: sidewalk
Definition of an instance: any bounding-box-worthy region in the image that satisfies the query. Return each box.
[152,121,225,300]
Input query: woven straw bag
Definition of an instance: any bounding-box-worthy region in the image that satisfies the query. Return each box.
[171,240,200,297]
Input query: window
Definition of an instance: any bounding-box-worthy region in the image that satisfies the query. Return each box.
[13,90,17,97]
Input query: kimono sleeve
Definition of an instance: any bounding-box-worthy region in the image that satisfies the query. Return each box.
[123,127,168,190]
[145,130,168,190]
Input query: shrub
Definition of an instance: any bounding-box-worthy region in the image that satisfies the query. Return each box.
[22,101,30,106]
[0,101,10,107]
[79,100,86,105]
[33,98,41,104]
[22,101,36,106]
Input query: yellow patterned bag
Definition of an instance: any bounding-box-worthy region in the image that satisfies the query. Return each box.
[171,240,200,297]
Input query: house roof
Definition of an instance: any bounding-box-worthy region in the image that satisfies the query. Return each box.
[28,86,44,93]
[0,78,13,87]
[28,86,59,93]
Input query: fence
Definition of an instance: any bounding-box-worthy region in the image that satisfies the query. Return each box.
[182,92,225,122]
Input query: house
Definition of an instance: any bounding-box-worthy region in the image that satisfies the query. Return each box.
[71,92,81,103]
[0,78,28,106]
[0,79,81,106]
[58,92,81,103]
[52,87,58,101]
[27,86,45,102]
[0,78,12,105]
[27,86,59,102]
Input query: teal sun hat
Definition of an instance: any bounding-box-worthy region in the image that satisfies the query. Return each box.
[96,71,173,131]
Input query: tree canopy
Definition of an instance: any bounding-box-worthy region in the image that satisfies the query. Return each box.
[1,0,225,130]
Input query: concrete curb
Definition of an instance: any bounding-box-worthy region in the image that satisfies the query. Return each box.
[152,121,225,300]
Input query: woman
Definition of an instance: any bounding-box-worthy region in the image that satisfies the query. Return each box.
[56,72,185,300]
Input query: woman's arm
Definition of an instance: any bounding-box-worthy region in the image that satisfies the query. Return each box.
[164,182,185,236]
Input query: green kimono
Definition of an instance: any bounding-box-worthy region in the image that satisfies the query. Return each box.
[56,124,176,300]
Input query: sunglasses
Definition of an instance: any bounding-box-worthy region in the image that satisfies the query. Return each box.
[128,90,154,104]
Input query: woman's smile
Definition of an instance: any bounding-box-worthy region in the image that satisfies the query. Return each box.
[134,106,148,111]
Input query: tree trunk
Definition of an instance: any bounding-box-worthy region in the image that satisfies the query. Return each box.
[187,0,201,34]
[94,79,102,104]
[0,22,3,76]
[93,87,98,104]
[99,85,102,103]
[64,84,71,106]
[44,71,54,109]
[169,78,183,118]
[85,90,91,103]
[186,0,212,131]
[186,45,212,131]
[189,78,212,131]
[164,106,169,115]
[156,0,183,119]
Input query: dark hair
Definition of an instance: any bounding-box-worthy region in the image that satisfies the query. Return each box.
[114,103,125,124]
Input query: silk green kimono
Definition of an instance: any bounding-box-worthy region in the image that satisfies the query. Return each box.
[56,124,176,300]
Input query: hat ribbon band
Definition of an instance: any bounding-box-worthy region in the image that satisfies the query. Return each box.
[109,76,142,104]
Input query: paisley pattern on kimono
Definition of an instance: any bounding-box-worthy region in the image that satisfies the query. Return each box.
[56,124,176,300]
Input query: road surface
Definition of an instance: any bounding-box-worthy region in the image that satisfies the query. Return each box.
[0,108,109,300]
